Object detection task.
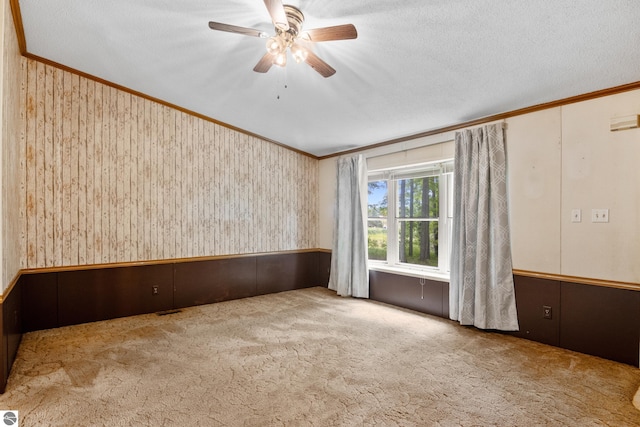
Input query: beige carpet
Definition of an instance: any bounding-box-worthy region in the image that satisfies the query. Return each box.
[2,287,639,426]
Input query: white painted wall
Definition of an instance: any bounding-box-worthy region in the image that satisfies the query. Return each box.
[506,108,562,274]
[560,90,640,283]
[318,158,336,249]
[318,89,640,284]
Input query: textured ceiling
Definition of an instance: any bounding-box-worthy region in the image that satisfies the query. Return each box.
[17,0,640,157]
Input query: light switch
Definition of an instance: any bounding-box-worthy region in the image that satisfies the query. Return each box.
[571,209,581,223]
[591,209,609,223]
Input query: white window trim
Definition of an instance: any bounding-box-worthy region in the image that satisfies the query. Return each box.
[368,264,450,283]
[367,159,453,281]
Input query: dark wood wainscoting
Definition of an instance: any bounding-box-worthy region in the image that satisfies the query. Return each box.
[0,279,21,393]
[369,270,448,318]
[318,251,331,287]
[174,257,257,309]
[510,276,561,347]
[559,281,640,366]
[20,250,328,332]
[512,276,640,366]
[256,252,319,295]
[369,270,640,367]
[57,264,175,327]
[21,272,57,333]
[0,250,330,392]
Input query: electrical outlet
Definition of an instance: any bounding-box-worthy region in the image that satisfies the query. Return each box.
[543,305,552,319]
[152,285,159,296]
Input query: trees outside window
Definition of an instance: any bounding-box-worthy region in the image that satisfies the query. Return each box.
[367,161,453,273]
[367,180,387,261]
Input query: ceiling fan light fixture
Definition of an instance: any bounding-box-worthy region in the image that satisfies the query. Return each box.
[266,36,285,55]
[274,52,287,67]
[291,44,308,63]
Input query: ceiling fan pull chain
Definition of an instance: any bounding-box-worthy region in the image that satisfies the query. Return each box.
[276,68,289,100]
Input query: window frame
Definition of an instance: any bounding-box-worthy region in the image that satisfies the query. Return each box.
[367,160,454,277]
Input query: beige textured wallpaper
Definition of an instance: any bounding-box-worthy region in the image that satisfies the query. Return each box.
[20,59,318,270]
[2,0,23,290]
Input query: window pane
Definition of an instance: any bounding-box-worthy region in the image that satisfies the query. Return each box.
[368,219,387,261]
[396,177,439,219]
[398,220,438,267]
[368,180,388,218]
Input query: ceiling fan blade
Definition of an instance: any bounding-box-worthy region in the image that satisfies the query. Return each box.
[208,22,268,38]
[253,53,275,73]
[301,24,358,42]
[263,0,289,31]
[304,51,336,78]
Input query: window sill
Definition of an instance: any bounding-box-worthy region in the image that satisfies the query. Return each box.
[368,264,450,283]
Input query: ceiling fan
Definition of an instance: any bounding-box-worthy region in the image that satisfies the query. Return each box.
[208,0,357,78]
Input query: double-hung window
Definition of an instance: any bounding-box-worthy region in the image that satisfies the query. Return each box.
[367,160,454,275]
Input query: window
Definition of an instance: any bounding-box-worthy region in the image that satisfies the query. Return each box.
[367,180,388,262]
[367,161,454,275]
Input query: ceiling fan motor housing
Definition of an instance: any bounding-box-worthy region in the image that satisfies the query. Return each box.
[280,5,304,37]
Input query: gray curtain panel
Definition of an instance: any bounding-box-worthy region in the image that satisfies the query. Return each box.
[328,155,369,298]
[449,123,519,330]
